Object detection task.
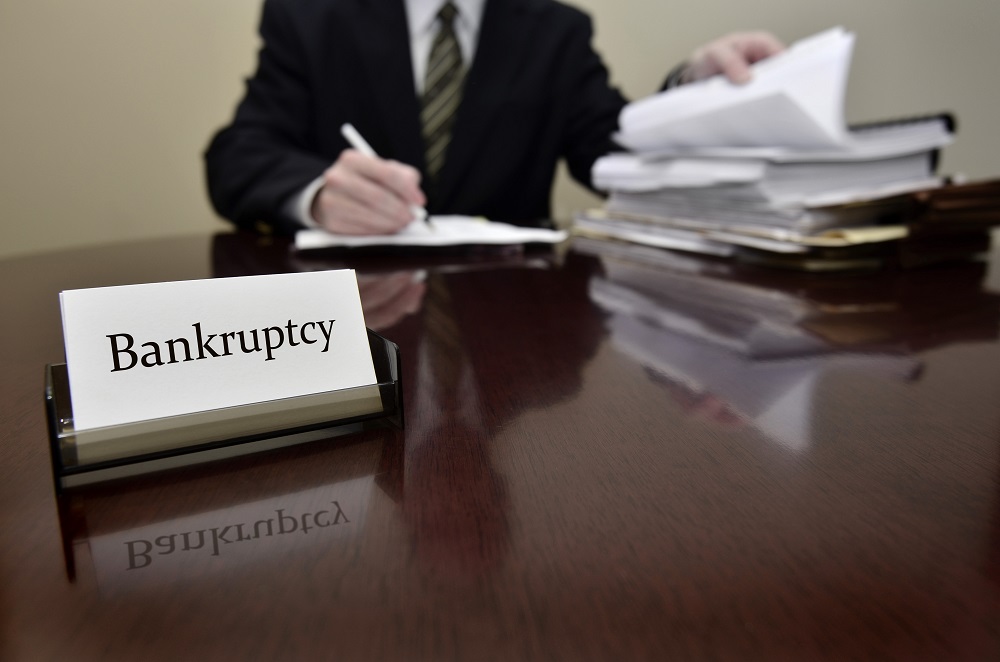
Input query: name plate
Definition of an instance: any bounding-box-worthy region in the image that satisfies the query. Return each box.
[60,271,377,431]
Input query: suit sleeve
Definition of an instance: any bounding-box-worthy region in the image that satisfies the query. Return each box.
[558,13,629,193]
[204,0,331,233]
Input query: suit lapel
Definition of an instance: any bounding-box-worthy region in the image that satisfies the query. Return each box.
[352,0,426,169]
[436,0,540,206]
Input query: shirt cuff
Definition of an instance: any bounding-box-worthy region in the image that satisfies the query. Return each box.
[661,61,691,91]
[282,176,326,229]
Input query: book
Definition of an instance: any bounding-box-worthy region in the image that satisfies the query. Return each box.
[595,149,945,212]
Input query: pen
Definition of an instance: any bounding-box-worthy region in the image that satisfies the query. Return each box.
[340,123,432,228]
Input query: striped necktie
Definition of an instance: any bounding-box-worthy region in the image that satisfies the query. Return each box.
[421,2,465,186]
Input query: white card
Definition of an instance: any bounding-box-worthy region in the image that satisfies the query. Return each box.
[60,270,377,431]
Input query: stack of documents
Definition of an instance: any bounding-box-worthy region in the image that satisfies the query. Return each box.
[575,27,998,270]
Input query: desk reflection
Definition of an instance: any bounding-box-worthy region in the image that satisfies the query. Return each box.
[211,231,553,333]
[211,232,603,584]
[58,430,403,593]
[3,231,994,659]
[577,236,1000,450]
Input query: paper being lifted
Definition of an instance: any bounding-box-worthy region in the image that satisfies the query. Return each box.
[295,216,567,251]
[616,27,951,160]
[617,27,854,154]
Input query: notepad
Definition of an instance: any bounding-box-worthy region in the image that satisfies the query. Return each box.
[295,216,567,251]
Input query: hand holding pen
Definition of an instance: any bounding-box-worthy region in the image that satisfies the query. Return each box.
[308,123,429,235]
[341,124,432,229]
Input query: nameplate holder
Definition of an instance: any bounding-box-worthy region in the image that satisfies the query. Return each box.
[47,271,403,490]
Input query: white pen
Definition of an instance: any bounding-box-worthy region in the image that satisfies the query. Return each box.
[340,123,432,229]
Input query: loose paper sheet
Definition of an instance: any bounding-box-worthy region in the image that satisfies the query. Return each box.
[616,27,854,153]
[295,215,567,251]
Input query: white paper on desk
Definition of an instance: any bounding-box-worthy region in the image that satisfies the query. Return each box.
[294,215,567,250]
[617,27,853,153]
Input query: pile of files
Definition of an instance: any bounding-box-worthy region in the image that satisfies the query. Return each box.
[576,239,1000,448]
[576,27,1000,270]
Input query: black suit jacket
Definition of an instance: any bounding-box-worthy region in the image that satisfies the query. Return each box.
[205,0,629,233]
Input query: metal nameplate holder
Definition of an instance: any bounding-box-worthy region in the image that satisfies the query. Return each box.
[46,329,403,491]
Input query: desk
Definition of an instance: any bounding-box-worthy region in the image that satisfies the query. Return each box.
[1,233,999,661]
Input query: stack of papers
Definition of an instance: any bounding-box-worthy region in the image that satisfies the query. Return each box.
[574,27,993,269]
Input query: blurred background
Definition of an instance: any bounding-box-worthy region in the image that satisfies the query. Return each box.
[1,0,998,259]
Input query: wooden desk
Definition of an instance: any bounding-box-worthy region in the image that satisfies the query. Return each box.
[1,233,998,661]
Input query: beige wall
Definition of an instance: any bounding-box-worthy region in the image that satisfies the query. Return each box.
[2,0,998,259]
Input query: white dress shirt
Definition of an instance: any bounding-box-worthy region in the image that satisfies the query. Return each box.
[288,0,487,227]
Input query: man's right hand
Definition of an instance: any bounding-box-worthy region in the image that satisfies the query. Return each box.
[311,149,427,235]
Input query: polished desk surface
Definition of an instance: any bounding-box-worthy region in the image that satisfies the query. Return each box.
[1,233,999,661]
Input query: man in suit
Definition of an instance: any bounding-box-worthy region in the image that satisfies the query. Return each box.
[205,0,782,235]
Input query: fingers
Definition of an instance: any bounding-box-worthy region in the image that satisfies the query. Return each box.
[687,31,786,85]
[706,42,755,85]
[739,31,785,63]
[313,150,427,235]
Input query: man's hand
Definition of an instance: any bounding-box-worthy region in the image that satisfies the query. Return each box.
[311,149,427,235]
[684,31,785,85]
